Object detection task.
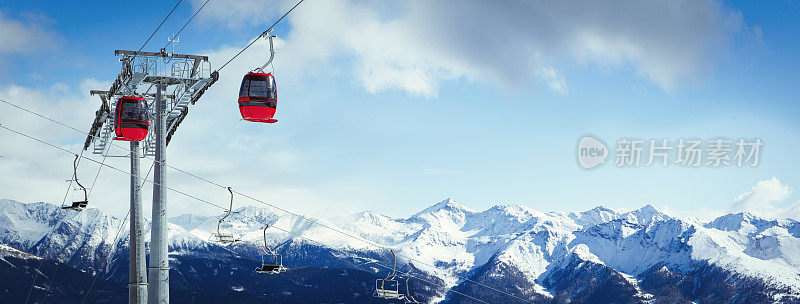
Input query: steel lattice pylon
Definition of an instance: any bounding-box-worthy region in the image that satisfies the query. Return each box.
[84,50,218,157]
[82,50,217,304]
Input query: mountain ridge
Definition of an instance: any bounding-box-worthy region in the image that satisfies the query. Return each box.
[3,197,800,303]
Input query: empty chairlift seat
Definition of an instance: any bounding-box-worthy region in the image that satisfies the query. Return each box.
[375,278,404,300]
[255,224,288,274]
[211,187,241,243]
[375,250,406,300]
[62,155,89,212]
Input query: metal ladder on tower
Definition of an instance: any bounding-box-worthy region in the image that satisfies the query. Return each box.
[167,78,209,121]
[140,77,211,157]
[145,138,157,157]
[93,106,115,154]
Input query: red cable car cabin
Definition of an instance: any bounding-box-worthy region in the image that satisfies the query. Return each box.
[238,72,278,123]
[114,96,149,141]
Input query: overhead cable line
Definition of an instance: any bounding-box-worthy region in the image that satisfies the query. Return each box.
[81,210,130,304]
[61,150,87,207]
[0,122,529,304]
[16,2,183,297]
[215,0,305,72]
[6,98,106,303]
[29,148,107,304]
[262,224,493,304]
[25,209,71,304]
[24,250,48,304]
[163,0,212,52]
[132,0,184,62]
[26,151,86,304]
[41,155,155,303]
[28,0,188,301]
[0,124,229,211]
[0,98,536,303]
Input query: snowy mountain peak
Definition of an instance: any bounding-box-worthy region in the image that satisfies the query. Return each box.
[568,205,620,228]
[705,212,776,233]
[638,204,660,213]
[414,198,473,216]
[232,205,278,221]
[408,198,476,232]
[350,210,394,225]
[591,205,616,213]
[487,204,537,215]
[622,204,671,226]
[478,204,545,227]
[4,197,800,302]
[169,214,208,231]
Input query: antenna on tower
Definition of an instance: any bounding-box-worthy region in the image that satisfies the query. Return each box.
[167,35,180,55]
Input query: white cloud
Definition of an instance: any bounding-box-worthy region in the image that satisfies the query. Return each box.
[195,0,746,96]
[0,1,758,219]
[0,80,126,214]
[191,0,281,29]
[538,67,568,94]
[0,76,337,218]
[0,10,56,55]
[729,177,799,220]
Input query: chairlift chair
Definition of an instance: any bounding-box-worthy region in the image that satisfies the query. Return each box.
[376,279,404,300]
[375,250,405,300]
[62,155,88,211]
[255,224,288,274]
[211,187,240,243]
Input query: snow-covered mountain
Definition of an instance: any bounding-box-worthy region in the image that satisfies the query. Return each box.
[3,197,800,303]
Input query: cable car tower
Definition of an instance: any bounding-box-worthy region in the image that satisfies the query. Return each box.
[85,50,217,157]
[83,49,217,304]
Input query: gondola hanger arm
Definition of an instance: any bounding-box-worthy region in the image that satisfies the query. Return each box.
[255,33,276,73]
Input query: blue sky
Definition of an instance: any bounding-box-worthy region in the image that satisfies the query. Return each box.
[0,0,798,219]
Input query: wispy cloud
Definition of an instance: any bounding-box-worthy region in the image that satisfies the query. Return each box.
[0,10,57,56]
[729,177,799,220]
[195,0,748,95]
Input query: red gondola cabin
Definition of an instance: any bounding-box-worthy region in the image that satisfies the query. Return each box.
[238,72,278,123]
[113,96,149,141]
